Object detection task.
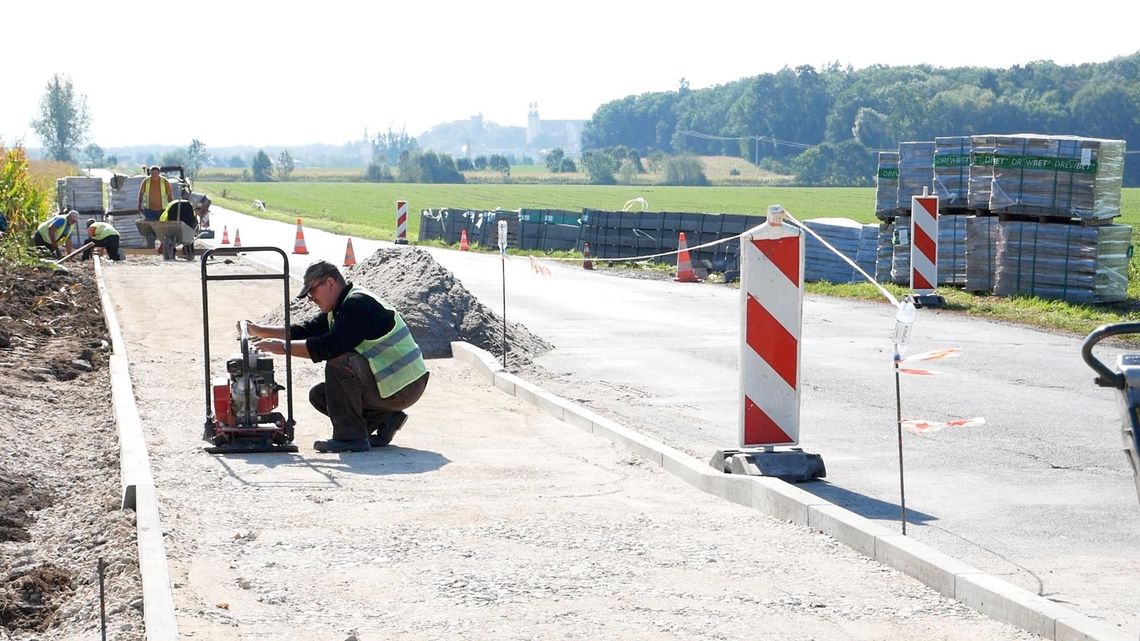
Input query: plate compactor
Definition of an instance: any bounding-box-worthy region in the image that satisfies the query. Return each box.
[201,246,298,454]
[1081,322,1140,505]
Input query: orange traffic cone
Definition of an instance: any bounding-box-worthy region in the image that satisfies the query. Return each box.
[582,242,594,270]
[234,228,242,248]
[674,232,699,283]
[155,239,163,254]
[293,218,309,254]
[343,237,357,267]
[459,229,470,251]
[220,225,230,245]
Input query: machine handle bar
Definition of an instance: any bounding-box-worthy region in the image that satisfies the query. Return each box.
[1081,322,1140,389]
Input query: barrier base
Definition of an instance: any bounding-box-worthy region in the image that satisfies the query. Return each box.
[912,294,946,309]
[709,448,826,483]
[394,238,409,245]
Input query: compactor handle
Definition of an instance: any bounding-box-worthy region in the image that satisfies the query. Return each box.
[1081,322,1140,389]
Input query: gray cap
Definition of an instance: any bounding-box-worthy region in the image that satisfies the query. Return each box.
[296,260,341,299]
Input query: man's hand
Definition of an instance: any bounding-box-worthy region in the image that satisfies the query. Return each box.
[257,339,286,355]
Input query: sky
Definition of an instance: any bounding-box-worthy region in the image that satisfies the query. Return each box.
[4,0,1138,150]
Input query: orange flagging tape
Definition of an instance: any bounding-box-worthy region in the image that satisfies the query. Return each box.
[903,417,986,434]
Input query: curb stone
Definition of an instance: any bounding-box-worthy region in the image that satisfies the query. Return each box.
[94,256,179,641]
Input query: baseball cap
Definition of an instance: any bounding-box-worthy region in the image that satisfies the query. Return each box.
[296,260,341,299]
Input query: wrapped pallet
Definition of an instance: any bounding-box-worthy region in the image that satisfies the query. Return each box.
[965,215,999,292]
[968,135,997,210]
[938,214,968,285]
[108,175,145,213]
[934,136,970,207]
[993,221,1131,303]
[896,141,935,211]
[875,151,900,220]
[890,215,911,285]
[57,176,104,213]
[876,221,895,283]
[803,218,864,283]
[989,134,1125,221]
[854,223,879,280]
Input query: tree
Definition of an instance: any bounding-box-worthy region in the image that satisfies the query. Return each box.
[251,150,273,182]
[276,150,295,181]
[580,151,616,185]
[228,155,246,168]
[82,143,104,167]
[372,127,419,166]
[545,148,566,172]
[661,155,708,186]
[31,74,90,162]
[397,151,464,184]
[186,139,208,180]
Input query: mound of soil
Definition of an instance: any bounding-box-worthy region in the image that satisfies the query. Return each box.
[263,247,553,364]
[0,260,143,640]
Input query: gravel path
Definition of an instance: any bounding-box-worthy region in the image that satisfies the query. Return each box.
[100,252,1042,640]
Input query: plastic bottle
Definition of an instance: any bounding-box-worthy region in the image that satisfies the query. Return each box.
[892,298,916,347]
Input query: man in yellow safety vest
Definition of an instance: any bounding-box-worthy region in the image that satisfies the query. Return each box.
[32,210,78,258]
[136,165,172,221]
[244,261,430,453]
[82,219,123,261]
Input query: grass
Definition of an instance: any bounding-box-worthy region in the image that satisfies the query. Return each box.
[197,180,1140,342]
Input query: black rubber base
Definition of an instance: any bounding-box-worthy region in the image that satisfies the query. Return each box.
[204,441,299,455]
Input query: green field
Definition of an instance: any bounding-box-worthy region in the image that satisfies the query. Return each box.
[198,181,1140,339]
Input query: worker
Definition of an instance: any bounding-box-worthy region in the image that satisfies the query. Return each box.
[244,260,430,453]
[81,219,123,261]
[159,198,198,228]
[136,166,172,222]
[32,210,78,258]
[137,165,172,249]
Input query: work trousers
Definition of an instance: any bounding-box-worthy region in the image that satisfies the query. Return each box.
[309,351,429,441]
[83,235,122,261]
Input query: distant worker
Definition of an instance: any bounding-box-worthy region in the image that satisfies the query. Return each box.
[243,260,430,453]
[32,210,78,258]
[137,165,172,221]
[81,219,123,261]
[159,198,198,228]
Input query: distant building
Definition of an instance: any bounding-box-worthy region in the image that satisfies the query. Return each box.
[526,102,585,154]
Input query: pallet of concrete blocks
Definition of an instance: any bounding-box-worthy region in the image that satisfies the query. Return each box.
[875,221,895,283]
[989,134,1125,221]
[965,215,1000,292]
[57,176,104,213]
[933,136,971,208]
[107,174,145,213]
[967,135,998,210]
[875,151,901,220]
[937,213,968,286]
[801,218,880,283]
[993,220,1132,303]
[895,141,935,211]
[890,215,911,285]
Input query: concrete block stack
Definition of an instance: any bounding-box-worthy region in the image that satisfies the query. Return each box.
[57,176,104,214]
[896,141,936,211]
[993,221,1132,303]
[803,218,870,283]
[933,136,970,208]
[965,215,1000,292]
[875,151,900,220]
[989,135,1125,221]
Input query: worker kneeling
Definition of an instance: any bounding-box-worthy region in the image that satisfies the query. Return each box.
[244,260,429,453]
[82,219,124,261]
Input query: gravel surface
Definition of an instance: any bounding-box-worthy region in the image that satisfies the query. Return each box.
[91,250,1047,640]
[0,261,143,641]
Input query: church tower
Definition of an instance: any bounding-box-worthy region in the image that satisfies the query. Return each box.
[526,102,541,145]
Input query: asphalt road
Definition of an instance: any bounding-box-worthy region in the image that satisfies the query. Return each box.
[200,207,1140,635]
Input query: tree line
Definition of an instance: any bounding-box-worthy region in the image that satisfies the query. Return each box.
[581,54,1140,186]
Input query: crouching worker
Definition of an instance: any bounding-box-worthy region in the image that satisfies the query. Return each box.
[82,219,123,261]
[32,210,78,258]
[244,260,429,453]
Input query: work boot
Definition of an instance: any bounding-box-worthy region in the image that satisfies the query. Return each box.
[368,411,407,448]
[313,438,370,453]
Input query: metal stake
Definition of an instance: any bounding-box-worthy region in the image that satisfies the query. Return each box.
[98,557,107,641]
[894,358,908,535]
[501,255,507,369]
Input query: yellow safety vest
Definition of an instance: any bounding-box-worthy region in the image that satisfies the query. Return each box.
[139,176,171,210]
[159,200,191,222]
[329,286,427,398]
[36,215,72,244]
[89,222,119,240]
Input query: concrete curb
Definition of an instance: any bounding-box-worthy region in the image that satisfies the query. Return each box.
[452,341,1132,641]
[93,257,179,641]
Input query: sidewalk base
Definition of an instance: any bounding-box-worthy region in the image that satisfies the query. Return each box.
[710,448,826,483]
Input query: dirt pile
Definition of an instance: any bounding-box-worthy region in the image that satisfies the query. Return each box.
[0,260,143,640]
[264,247,552,364]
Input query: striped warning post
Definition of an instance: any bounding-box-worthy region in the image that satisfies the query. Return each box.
[394,200,409,245]
[739,205,803,447]
[910,191,939,295]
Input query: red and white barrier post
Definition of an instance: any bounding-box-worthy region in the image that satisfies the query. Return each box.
[711,205,825,481]
[395,200,409,245]
[910,188,944,307]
